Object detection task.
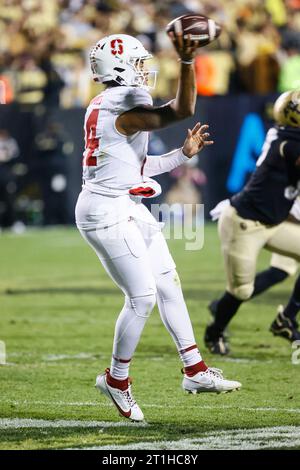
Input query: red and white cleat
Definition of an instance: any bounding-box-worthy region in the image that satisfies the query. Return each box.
[95,368,144,421]
[182,367,242,394]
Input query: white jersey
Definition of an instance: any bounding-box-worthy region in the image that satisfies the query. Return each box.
[82,85,152,196]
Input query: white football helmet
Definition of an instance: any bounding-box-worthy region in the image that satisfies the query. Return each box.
[89,34,157,89]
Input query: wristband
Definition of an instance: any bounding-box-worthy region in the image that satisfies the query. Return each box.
[180,59,194,65]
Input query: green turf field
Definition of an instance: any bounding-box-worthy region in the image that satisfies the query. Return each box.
[0,225,300,450]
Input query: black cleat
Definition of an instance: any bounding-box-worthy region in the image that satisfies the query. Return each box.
[270,306,300,342]
[204,324,230,355]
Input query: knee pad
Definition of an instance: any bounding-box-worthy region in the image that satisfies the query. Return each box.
[128,294,156,318]
[230,283,254,301]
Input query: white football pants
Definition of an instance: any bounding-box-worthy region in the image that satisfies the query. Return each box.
[76,189,201,375]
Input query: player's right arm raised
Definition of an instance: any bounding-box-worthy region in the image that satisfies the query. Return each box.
[116,33,199,135]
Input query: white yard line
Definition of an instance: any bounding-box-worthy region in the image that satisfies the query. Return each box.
[43,353,97,361]
[7,353,165,362]
[2,419,300,449]
[222,357,274,364]
[67,426,300,450]
[3,399,300,414]
[7,352,275,364]
[0,418,147,429]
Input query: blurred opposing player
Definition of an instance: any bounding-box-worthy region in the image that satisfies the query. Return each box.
[205,91,300,355]
[75,33,241,421]
[209,198,300,354]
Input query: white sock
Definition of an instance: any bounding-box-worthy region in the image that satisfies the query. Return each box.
[179,344,202,368]
[110,355,131,380]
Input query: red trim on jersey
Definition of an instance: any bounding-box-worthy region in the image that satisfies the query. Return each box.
[83,104,101,166]
[129,186,155,197]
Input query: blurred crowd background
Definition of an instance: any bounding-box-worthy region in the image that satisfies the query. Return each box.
[1,0,300,106]
[0,0,300,230]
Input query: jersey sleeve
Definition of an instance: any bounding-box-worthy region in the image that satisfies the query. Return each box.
[111,87,153,137]
[121,87,153,112]
[281,139,300,185]
[282,140,300,165]
[143,148,189,177]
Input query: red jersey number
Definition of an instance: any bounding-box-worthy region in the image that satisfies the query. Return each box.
[83,108,100,166]
[111,39,124,56]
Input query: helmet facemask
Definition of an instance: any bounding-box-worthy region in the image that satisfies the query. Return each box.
[127,56,157,90]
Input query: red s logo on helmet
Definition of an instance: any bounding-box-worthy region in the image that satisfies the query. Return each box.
[111,39,124,56]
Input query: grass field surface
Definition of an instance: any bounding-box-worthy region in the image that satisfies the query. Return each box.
[0,225,299,450]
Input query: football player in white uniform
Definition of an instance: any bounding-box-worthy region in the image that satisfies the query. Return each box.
[75,33,241,421]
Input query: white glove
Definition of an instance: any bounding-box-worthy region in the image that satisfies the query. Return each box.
[210,199,230,221]
[290,196,300,221]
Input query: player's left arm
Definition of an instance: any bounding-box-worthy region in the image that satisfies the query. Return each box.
[143,122,213,177]
[281,139,300,184]
[281,140,300,168]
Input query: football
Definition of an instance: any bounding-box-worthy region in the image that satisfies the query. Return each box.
[166,14,222,46]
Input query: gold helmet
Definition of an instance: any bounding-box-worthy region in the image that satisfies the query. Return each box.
[273,90,300,127]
